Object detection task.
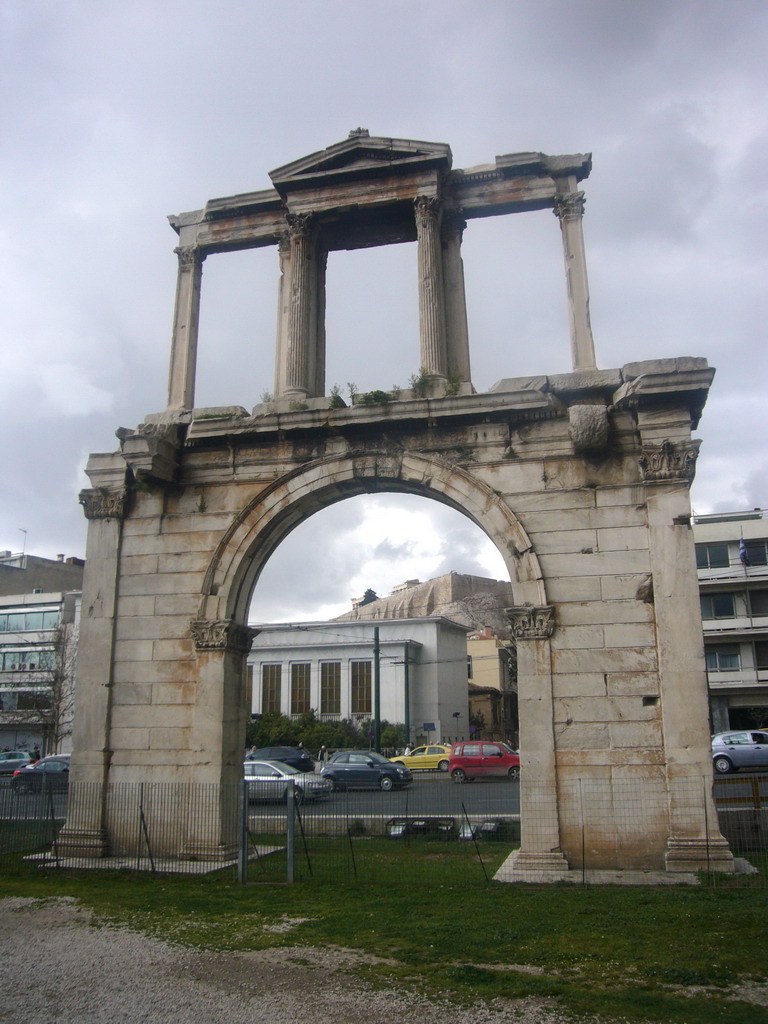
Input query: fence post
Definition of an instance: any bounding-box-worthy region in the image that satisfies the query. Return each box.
[237,779,248,884]
[286,781,295,884]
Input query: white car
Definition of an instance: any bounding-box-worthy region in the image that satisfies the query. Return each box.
[243,760,332,802]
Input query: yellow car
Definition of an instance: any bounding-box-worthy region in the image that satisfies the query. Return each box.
[389,744,453,772]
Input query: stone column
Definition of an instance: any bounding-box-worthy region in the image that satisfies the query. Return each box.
[167,245,206,410]
[185,619,259,860]
[274,231,292,396]
[441,209,471,384]
[414,196,447,380]
[495,606,571,882]
[58,462,128,857]
[282,213,316,399]
[638,436,734,873]
[313,250,328,397]
[553,184,597,373]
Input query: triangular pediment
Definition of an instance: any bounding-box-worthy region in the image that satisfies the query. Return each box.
[269,132,452,194]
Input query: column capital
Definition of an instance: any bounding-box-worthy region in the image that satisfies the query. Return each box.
[639,439,701,483]
[286,212,315,239]
[173,245,206,270]
[442,207,467,240]
[190,619,259,655]
[79,488,128,521]
[414,195,442,220]
[508,605,556,639]
[553,190,586,222]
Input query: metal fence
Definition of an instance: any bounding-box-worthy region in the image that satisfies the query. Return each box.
[0,773,765,886]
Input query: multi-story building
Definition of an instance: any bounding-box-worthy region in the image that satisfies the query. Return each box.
[466,626,518,744]
[247,616,471,745]
[693,510,768,733]
[0,552,83,753]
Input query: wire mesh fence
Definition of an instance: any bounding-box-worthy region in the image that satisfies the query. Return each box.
[0,772,765,886]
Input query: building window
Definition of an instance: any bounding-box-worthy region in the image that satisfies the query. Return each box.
[755,641,768,670]
[291,663,311,714]
[351,660,372,714]
[0,609,60,633]
[744,539,768,567]
[750,590,768,616]
[700,593,736,619]
[261,664,281,714]
[696,543,730,569]
[320,662,341,715]
[705,644,741,672]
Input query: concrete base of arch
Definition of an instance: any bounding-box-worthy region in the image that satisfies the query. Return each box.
[64,358,734,876]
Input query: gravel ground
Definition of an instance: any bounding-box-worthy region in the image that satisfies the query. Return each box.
[0,897,574,1024]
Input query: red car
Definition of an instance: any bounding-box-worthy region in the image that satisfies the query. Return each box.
[449,741,520,783]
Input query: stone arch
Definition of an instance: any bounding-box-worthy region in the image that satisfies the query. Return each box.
[196,449,547,626]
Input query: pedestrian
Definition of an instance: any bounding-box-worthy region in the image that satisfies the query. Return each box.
[32,745,41,762]
[404,744,412,756]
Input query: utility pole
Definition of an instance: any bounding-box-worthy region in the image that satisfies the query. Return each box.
[373,626,381,752]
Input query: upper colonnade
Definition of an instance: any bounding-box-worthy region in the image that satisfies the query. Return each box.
[166,130,596,410]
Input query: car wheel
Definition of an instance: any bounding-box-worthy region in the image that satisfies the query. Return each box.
[507,766,520,780]
[713,755,735,775]
[437,759,449,772]
[379,776,394,792]
[451,768,467,784]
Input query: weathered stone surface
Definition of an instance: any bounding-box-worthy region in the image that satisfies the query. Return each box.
[63,137,731,878]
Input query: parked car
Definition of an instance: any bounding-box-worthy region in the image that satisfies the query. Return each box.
[0,751,32,776]
[712,731,768,774]
[389,744,452,772]
[11,754,70,793]
[243,760,332,803]
[246,746,315,772]
[321,751,412,791]
[449,741,520,783]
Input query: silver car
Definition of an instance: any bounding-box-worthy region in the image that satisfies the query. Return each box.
[243,760,332,802]
[0,751,32,776]
[712,731,768,774]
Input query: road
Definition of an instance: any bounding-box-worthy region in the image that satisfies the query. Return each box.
[0,772,519,822]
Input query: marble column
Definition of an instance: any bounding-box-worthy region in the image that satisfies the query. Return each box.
[167,245,205,410]
[495,606,571,882]
[274,231,292,396]
[184,618,259,860]
[58,463,128,857]
[414,196,447,379]
[441,209,471,384]
[553,184,597,372]
[283,213,316,399]
[637,435,735,874]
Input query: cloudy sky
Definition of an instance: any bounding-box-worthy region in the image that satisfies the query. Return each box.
[2,0,766,622]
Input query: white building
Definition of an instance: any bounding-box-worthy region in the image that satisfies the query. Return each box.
[0,555,83,754]
[693,510,768,733]
[247,616,470,744]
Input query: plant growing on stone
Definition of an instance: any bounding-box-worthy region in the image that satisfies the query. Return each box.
[409,367,430,398]
[329,384,345,409]
[356,390,391,406]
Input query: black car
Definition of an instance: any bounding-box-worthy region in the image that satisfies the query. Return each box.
[246,746,315,773]
[11,754,70,793]
[320,750,412,791]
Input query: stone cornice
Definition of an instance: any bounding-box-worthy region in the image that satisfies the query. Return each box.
[508,605,556,639]
[79,488,128,521]
[639,439,701,484]
[190,619,259,655]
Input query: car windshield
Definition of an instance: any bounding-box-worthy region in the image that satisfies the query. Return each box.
[366,752,389,764]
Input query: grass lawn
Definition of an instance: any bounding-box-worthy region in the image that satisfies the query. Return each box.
[2,839,768,1024]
